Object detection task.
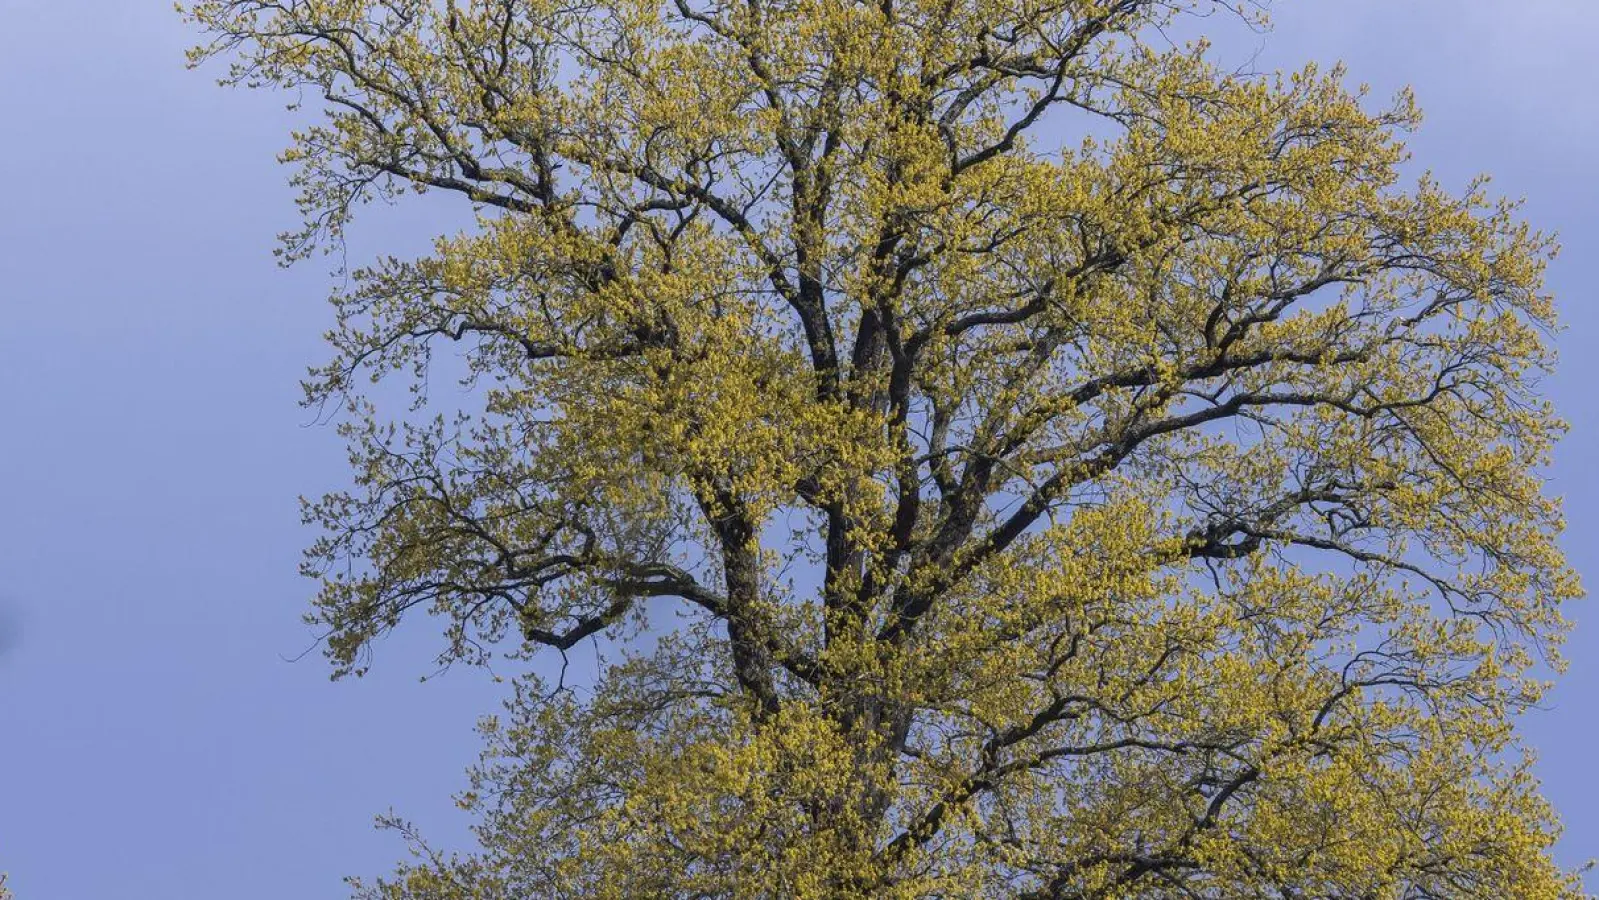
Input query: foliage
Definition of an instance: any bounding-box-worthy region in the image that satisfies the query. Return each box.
[186,0,1584,896]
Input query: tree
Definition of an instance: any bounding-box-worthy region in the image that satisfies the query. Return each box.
[187,0,1584,896]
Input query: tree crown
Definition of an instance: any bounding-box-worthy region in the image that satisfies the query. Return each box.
[187,0,1584,896]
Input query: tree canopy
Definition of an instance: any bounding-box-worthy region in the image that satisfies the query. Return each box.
[187,0,1584,896]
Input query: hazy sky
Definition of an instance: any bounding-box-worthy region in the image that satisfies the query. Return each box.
[1,2,1595,896]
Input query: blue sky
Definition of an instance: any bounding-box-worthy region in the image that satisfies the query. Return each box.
[1,2,1594,896]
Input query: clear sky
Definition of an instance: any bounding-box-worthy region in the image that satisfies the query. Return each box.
[1,2,1594,897]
